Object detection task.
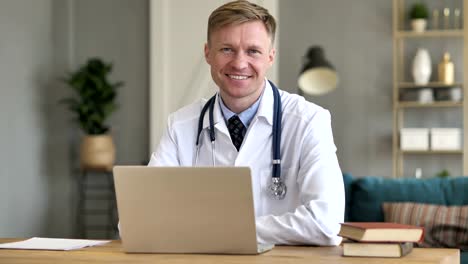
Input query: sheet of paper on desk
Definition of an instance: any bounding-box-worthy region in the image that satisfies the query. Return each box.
[0,237,110,251]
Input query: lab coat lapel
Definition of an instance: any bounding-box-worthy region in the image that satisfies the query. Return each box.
[197,95,237,166]
[212,95,230,137]
[236,81,275,164]
[201,94,230,137]
[254,81,274,126]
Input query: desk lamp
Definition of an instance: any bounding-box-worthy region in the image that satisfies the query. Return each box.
[298,46,338,95]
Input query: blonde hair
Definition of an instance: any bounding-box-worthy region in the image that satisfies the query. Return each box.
[207,0,276,45]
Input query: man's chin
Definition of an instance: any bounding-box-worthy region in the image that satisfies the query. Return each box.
[218,88,246,100]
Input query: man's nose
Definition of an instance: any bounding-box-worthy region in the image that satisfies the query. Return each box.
[230,52,248,70]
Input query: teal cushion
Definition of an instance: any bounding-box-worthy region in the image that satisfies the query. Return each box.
[462,252,467,264]
[342,173,354,222]
[349,176,468,222]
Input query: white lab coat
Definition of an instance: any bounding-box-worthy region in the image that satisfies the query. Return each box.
[149,80,345,246]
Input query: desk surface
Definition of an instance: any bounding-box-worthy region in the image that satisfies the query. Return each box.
[0,239,460,264]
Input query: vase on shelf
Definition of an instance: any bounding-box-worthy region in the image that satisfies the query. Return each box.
[450,87,462,101]
[418,88,434,104]
[438,52,454,84]
[412,48,431,85]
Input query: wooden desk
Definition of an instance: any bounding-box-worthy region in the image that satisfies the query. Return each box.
[0,239,460,264]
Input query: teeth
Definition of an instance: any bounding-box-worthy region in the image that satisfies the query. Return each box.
[229,75,248,80]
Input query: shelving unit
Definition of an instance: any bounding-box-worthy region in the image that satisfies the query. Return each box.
[392,0,468,177]
[396,29,464,38]
[398,82,464,88]
[400,150,464,155]
[397,101,463,108]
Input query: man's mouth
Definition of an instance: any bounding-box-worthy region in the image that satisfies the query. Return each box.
[227,74,250,80]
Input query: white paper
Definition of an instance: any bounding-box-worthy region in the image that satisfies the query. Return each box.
[0,237,110,251]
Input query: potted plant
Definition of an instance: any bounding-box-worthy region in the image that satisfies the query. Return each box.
[61,58,123,171]
[436,169,450,178]
[409,2,429,32]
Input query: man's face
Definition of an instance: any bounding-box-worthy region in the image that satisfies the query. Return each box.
[204,21,275,111]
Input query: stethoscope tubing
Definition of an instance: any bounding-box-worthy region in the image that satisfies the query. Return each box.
[195,81,286,199]
[271,84,282,179]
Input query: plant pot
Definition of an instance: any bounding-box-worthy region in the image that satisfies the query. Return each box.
[80,134,116,171]
[411,19,427,32]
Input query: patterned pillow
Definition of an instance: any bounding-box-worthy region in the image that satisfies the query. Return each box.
[382,202,468,249]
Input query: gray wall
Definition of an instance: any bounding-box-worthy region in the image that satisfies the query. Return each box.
[0,0,148,238]
[279,0,394,177]
[74,0,149,167]
[0,0,53,237]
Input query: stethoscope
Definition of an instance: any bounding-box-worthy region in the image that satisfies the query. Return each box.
[194,81,287,200]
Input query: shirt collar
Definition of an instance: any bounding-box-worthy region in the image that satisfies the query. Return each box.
[218,89,263,128]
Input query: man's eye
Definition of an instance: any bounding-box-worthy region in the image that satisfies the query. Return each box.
[248,49,260,55]
[221,48,233,53]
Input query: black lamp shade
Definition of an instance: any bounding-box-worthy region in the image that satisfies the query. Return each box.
[298,46,338,95]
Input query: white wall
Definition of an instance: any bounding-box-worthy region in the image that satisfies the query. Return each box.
[149,0,278,152]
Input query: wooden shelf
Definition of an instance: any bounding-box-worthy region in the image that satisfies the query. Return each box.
[400,150,463,155]
[397,101,463,108]
[395,30,464,38]
[398,82,463,89]
[392,0,468,178]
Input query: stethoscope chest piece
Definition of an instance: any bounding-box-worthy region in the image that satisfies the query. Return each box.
[268,177,287,200]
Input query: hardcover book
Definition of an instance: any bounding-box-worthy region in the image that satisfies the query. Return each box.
[342,241,413,258]
[338,222,424,242]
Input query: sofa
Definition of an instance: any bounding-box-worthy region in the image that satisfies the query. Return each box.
[343,173,468,263]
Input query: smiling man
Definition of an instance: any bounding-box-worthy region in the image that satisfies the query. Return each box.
[149,0,345,246]
[204,13,275,113]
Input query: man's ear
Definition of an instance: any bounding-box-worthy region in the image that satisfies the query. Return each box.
[268,47,276,67]
[204,43,210,63]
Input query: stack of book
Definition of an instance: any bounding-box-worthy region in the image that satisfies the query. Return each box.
[338,222,424,258]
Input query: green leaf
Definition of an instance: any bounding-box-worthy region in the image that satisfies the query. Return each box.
[59,57,123,134]
[409,2,428,19]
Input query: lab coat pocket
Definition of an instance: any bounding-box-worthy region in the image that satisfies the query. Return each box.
[260,166,299,216]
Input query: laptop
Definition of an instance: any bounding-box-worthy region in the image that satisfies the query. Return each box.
[113,166,274,254]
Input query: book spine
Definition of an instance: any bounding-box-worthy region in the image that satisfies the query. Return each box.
[418,227,425,243]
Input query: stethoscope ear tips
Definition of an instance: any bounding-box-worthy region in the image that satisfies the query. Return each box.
[268,177,287,200]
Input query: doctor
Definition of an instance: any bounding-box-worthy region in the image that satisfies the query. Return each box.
[149,0,344,246]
